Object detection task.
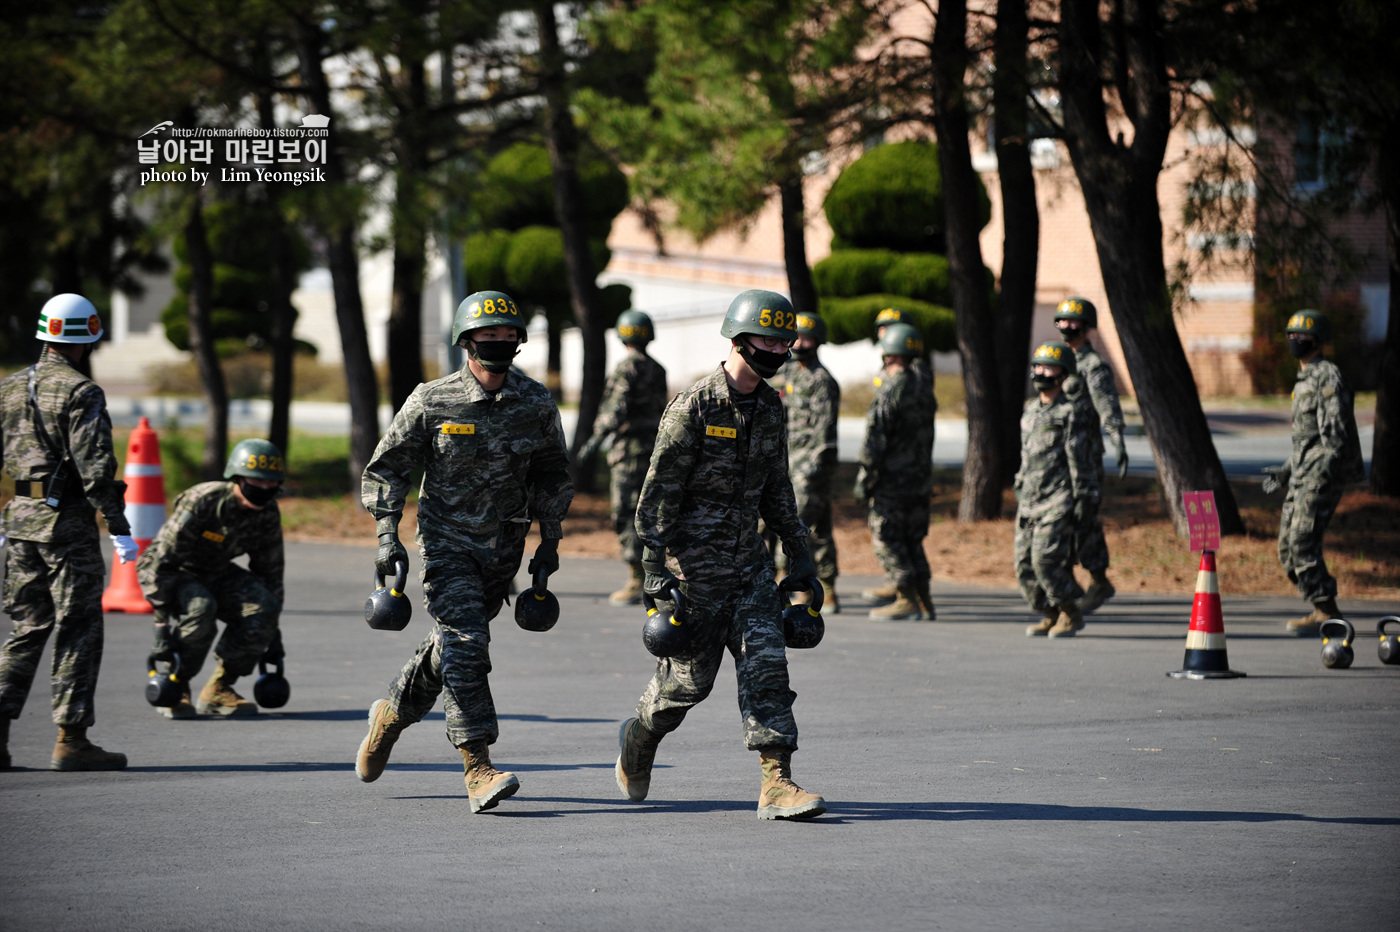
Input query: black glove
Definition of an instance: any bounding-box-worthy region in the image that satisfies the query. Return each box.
[152,622,178,663]
[1261,464,1289,496]
[1114,439,1129,480]
[641,547,680,598]
[782,537,818,582]
[377,532,408,578]
[262,629,285,665]
[527,537,560,577]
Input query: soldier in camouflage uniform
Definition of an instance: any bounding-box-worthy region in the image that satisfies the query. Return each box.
[0,294,134,771]
[355,290,573,814]
[1054,297,1126,613]
[580,310,668,605]
[1261,310,1365,636]
[773,311,841,611]
[1016,342,1100,639]
[615,289,826,821]
[856,323,937,621]
[138,439,286,719]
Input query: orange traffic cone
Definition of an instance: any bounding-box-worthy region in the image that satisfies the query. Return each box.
[102,416,165,613]
[1167,550,1246,680]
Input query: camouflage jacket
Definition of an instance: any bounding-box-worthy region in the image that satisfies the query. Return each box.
[137,480,284,604]
[362,366,574,559]
[856,367,935,500]
[635,365,806,583]
[1062,375,1104,460]
[1290,359,1364,486]
[0,347,129,542]
[775,357,840,481]
[1073,341,1125,449]
[593,348,668,466]
[1014,390,1100,519]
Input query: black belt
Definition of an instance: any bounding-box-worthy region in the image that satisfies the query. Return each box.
[13,480,50,498]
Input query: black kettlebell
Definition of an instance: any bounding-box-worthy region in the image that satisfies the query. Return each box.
[779,576,825,649]
[641,585,690,658]
[1377,616,1400,666]
[1320,618,1356,670]
[515,566,560,632]
[145,652,183,708]
[253,658,290,709]
[365,560,412,631]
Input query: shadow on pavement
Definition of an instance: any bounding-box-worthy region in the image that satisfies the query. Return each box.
[126,762,354,773]
[822,801,1400,825]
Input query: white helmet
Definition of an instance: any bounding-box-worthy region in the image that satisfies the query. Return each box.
[37,293,104,344]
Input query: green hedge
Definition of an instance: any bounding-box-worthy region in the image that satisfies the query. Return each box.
[818,294,956,353]
[882,253,952,305]
[811,249,898,297]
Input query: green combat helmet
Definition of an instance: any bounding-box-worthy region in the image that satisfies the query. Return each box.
[452,290,528,346]
[1054,296,1098,329]
[720,289,798,342]
[874,307,913,332]
[1285,308,1330,342]
[1031,340,1078,376]
[225,439,286,481]
[616,310,654,346]
[795,311,827,345]
[879,322,924,357]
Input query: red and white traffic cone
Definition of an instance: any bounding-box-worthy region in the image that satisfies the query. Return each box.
[102,416,165,613]
[1167,550,1246,680]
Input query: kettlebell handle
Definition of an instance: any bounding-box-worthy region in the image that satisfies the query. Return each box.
[147,651,181,679]
[373,559,409,596]
[531,565,551,598]
[1379,617,1400,637]
[1320,618,1355,645]
[778,575,824,615]
[642,586,687,624]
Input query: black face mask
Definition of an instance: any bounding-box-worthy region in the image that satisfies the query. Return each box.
[1287,336,1317,359]
[791,345,818,363]
[738,339,790,378]
[1031,373,1062,393]
[467,338,519,373]
[1057,324,1085,342]
[239,479,280,507]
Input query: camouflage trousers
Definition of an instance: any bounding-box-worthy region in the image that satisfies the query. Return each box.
[635,574,798,751]
[1014,507,1084,611]
[869,494,930,588]
[387,526,527,748]
[1075,463,1110,574]
[771,464,837,579]
[1279,478,1344,603]
[143,568,280,683]
[0,524,107,727]
[608,438,653,565]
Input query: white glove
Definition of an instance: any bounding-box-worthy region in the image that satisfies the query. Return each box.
[110,534,139,564]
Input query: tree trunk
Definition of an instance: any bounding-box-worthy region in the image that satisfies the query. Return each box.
[547,318,563,402]
[536,2,607,467]
[930,0,1003,521]
[387,51,428,414]
[992,0,1040,489]
[1370,172,1399,496]
[183,195,228,481]
[257,88,295,459]
[296,20,379,491]
[780,177,818,317]
[1058,0,1243,535]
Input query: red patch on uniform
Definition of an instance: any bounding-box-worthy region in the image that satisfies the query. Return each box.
[47,318,63,336]
[87,315,101,335]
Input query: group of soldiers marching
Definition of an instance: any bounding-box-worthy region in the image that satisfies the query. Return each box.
[0,289,1363,822]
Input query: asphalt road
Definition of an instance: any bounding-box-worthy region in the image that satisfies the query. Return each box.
[2,541,1397,931]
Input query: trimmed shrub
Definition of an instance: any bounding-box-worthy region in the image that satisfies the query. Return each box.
[818,294,956,353]
[883,253,951,305]
[463,229,513,292]
[812,249,898,297]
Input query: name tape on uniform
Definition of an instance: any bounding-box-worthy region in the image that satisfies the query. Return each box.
[441,424,476,435]
[705,425,737,439]
[202,530,226,543]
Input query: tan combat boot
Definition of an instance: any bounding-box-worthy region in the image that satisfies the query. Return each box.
[869,586,927,621]
[356,699,409,782]
[1047,603,1085,638]
[50,726,127,772]
[610,563,645,605]
[460,740,520,813]
[196,664,258,716]
[819,577,840,615]
[914,580,936,621]
[158,683,198,720]
[861,581,898,605]
[615,716,663,802]
[1286,598,1340,637]
[1078,573,1117,614]
[1025,606,1059,637]
[757,750,826,820]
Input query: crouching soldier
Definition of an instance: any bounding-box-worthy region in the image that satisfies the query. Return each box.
[138,440,286,718]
